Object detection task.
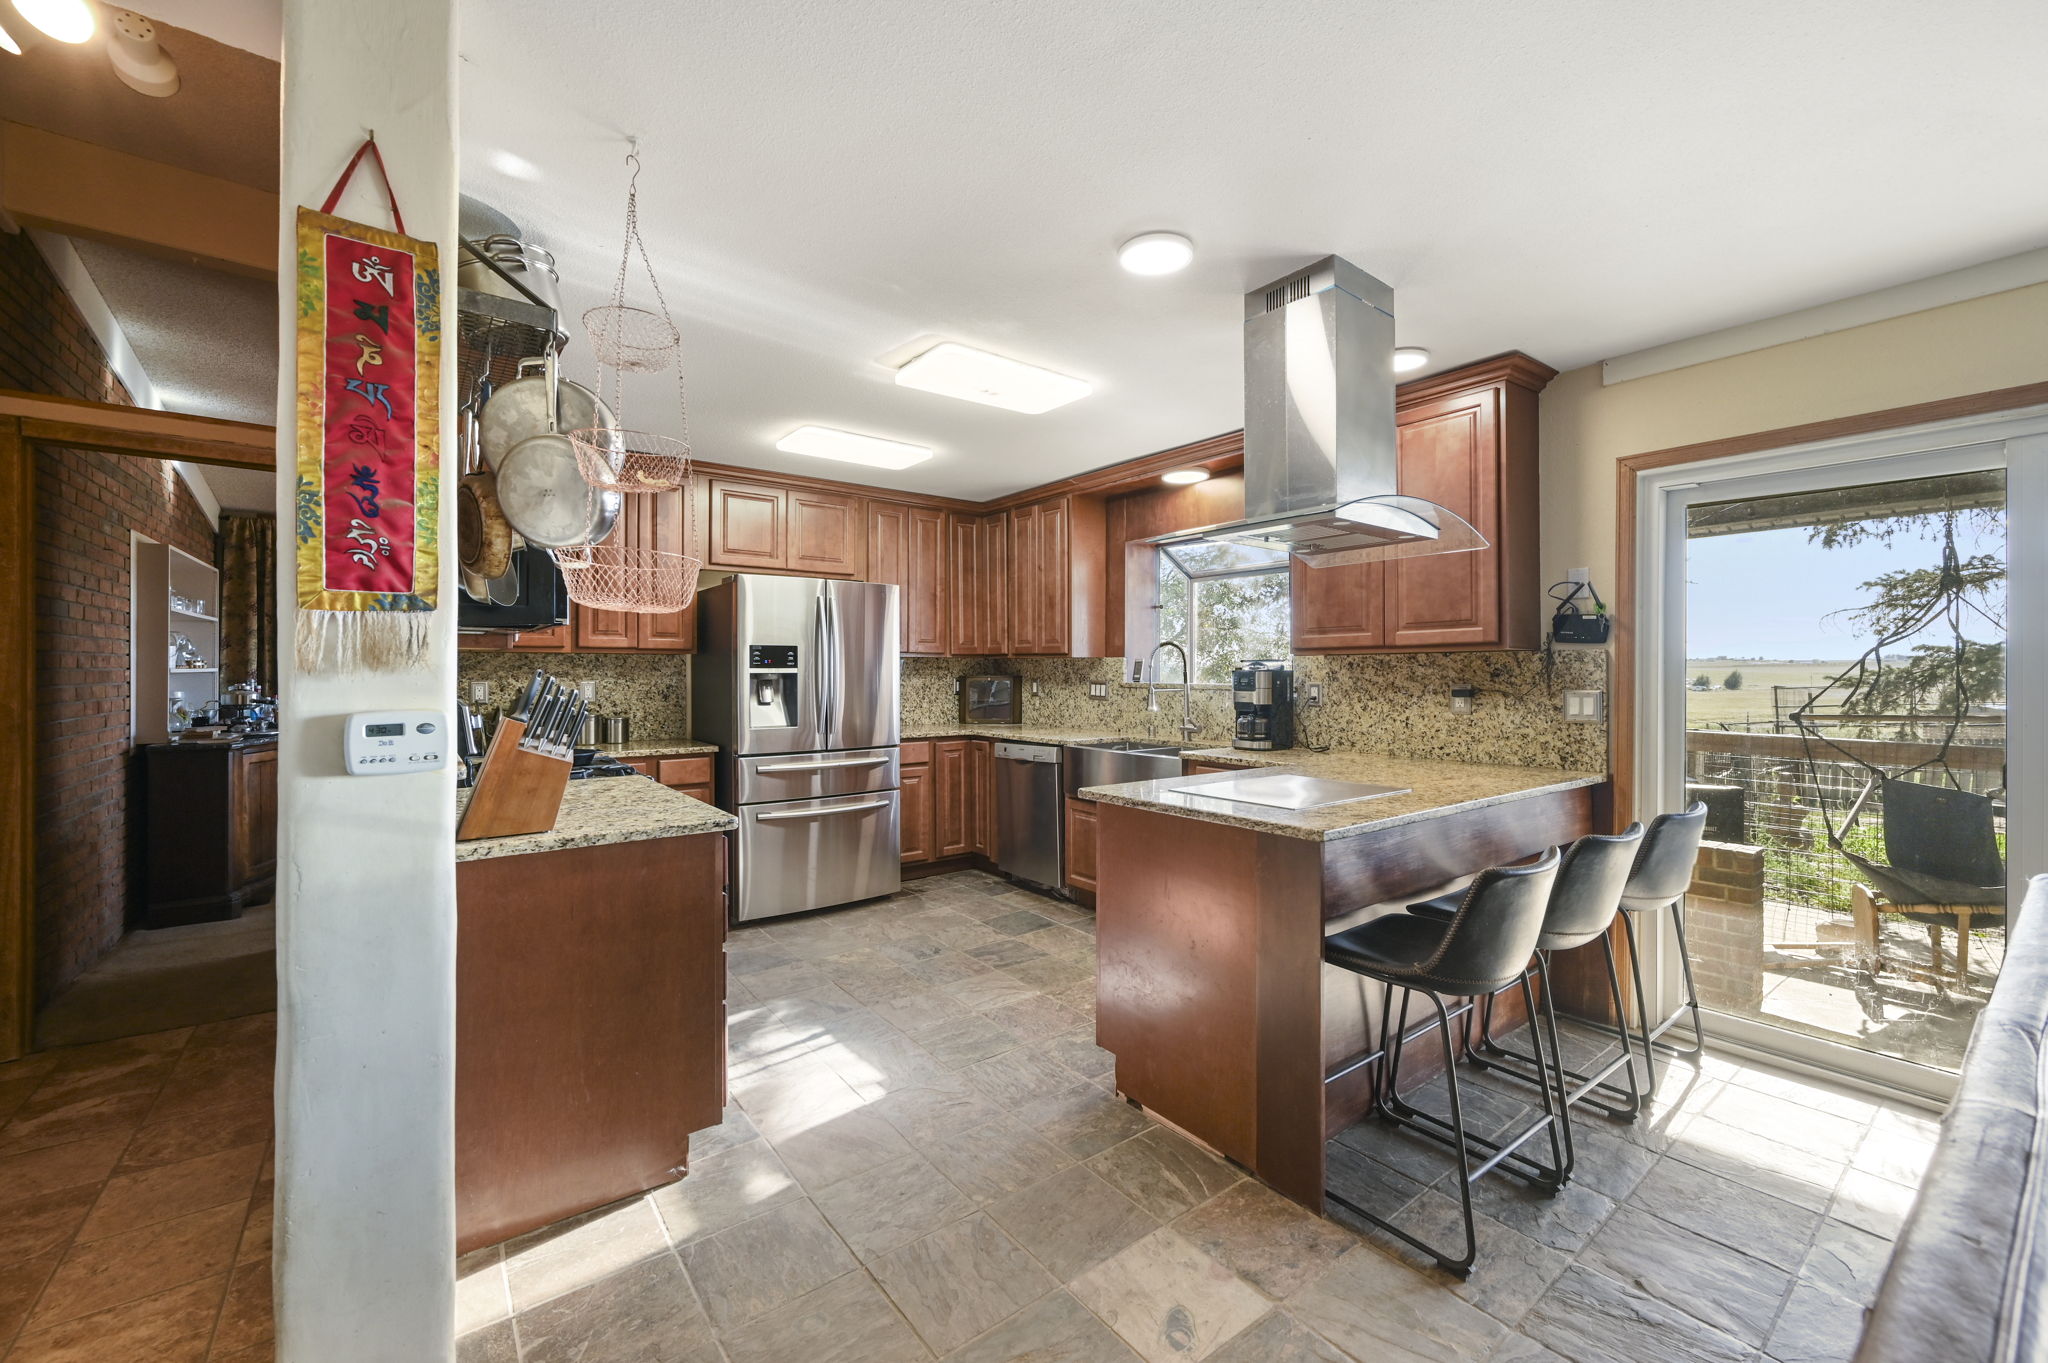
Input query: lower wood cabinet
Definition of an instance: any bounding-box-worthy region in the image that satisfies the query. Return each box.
[968,739,996,858]
[140,738,278,927]
[1064,796,1099,894]
[619,752,715,805]
[899,764,934,864]
[935,740,971,858]
[901,737,996,866]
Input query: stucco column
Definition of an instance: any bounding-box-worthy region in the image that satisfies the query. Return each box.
[271,2,460,1359]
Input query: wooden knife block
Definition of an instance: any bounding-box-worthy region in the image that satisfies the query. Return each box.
[458,717,572,841]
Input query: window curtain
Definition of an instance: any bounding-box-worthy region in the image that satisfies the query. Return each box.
[217,512,278,695]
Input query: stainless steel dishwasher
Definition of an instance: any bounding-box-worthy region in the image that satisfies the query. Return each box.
[993,740,1063,891]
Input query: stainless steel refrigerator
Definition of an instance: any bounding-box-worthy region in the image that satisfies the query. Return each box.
[692,575,901,921]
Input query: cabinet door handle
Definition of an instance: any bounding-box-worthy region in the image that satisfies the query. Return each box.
[754,800,892,822]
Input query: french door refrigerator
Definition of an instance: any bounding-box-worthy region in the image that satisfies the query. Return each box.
[693,575,901,921]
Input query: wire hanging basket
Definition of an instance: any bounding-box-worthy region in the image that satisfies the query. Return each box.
[554,539,703,614]
[555,145,704,615]
[569,427,691,494]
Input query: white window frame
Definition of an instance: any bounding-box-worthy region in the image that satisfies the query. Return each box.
[1632,403,2048,1105]
[1155,547,1291,687]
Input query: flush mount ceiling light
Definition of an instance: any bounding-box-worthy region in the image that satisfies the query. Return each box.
[11,0,94,43]
[106,9,178,96]
[1160,468,1210,485]
[1392,346,1430,374]
[1118,231,1194,276]
[487,148,544,181]
[894,342,1091,415]
[776,425,934,470]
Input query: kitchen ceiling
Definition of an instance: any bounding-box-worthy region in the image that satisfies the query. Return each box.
[503,5,2026,500]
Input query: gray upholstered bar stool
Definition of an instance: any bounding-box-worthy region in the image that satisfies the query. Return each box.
[1406,826,1645,1187]
[1322,847,1562,1276]
[1616,802,1711,1094]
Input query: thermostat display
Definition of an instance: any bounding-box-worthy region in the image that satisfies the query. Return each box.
[344,710,449,776]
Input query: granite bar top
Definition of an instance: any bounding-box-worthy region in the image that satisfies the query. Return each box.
[902,724,1201,746]
[1081,750,1605,843]
[593,736,718,760]
[456,775,735,861]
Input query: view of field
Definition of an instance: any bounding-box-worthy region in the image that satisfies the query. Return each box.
[1682,659,1853,727]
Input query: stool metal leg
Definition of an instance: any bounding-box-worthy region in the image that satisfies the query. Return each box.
[1467,943,1643,1122]
[1622,902,1709,1099]
[1376,992,1567,1192]
[1331,987,1479,1276]
[1664,900,1708,1060]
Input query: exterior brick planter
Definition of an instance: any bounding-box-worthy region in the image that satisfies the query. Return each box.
[1686,840,1767,1011]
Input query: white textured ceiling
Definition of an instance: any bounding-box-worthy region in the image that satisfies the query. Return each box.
[459,0,2048,501]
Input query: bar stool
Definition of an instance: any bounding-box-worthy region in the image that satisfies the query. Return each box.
[1409,826,1647,1176]
[1617,803,1711,1095]
[1322,847,1561,1276]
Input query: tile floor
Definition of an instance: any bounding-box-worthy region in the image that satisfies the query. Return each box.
[457,869,1941,1363]
[0,1012,275,1361]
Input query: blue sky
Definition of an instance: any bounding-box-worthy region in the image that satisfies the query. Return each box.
[1686,515,2005,659]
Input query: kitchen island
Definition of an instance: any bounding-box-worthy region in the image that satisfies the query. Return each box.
[454,777,736,1252]
[1084,754,1606,1212]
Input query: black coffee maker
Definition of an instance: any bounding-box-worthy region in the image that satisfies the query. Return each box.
[1231,661,1294,750]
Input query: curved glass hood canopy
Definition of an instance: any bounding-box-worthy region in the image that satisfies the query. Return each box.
[1148,255,1485,567]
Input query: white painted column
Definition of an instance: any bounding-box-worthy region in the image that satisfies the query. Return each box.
[272,3,459,1360]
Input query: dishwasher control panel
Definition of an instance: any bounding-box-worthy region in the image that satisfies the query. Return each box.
[993,742,1059,762]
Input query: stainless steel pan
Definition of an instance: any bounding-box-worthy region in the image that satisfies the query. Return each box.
[478,357,619,469]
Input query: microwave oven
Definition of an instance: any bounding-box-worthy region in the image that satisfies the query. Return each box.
[959,674,1022,725]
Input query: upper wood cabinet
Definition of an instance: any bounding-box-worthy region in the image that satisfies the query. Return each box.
[704,477,864,577]
[868,500,948,655]
[1289,356,1549,654]
[948,510,1009,656]
[1007,495,1106,657]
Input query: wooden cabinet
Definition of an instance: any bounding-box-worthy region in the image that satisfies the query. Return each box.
[1063,796,1099,895]
[1182,761,1236,775]
[948,511,1009,655]
[654,755,715,805]
[899,764,934,864]
[934,739,972,858]
[1007,496,1107,656]
[705,476,863,577]
[508,621,573,652]
[638,491,697,648]
[1289,357,1548,654]
[968,738,996,858]
[140,739,278,927]
[869,501,949,655]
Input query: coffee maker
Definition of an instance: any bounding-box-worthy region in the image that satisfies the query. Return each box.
[1231,661,1294,750]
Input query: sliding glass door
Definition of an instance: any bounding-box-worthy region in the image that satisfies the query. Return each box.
[1635,409,2045,1099]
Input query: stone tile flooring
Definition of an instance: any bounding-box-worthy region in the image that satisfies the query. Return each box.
[0,1013,275,1361]
[458,869,1941,1363]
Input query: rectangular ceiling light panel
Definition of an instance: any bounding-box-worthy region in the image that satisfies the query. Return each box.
[894,342,1091,414]
[775,425,934,470]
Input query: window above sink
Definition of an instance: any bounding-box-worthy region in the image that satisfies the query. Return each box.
[1156,542,1292,686]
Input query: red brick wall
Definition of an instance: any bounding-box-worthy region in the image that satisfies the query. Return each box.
[3,232,219,998]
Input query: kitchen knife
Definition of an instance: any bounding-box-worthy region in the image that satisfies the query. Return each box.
[512,668,546,721]
[552,695,586,759]
[522,683,563,752]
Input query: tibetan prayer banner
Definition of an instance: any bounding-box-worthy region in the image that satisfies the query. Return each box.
[292,206,440,671]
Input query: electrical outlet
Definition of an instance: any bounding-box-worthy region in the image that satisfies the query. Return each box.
[1304,683,1324,707]
[1567,566,1592,585]
[1563,689,1607,723]
[1450,687,1476,715]
[467,681,490,705]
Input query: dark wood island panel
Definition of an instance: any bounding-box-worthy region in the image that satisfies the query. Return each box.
[1095,781,1601,1212]
[455,832,727,1253]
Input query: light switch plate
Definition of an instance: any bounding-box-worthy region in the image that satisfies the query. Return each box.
[1563,689,1607,723]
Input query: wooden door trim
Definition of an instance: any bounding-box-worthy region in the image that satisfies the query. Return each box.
[1610,379,2048,827]
[0,390,276,469]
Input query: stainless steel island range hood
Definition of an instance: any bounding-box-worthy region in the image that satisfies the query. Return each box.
[1151,256,1482,566]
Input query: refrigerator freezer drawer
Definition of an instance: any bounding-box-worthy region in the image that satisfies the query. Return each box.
[734,790,901,922]
[734,747,899,805]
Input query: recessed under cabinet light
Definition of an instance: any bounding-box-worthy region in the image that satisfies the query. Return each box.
[11,0,94,43]
[1160,468,1210,485]
[775,425,933,470]
[894,342,1091,415]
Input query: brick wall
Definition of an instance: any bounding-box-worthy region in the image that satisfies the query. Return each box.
[3,231,219,999]
[1685,840,1766,1011]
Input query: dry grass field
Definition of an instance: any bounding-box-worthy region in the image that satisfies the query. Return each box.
[1683,659,1854,727]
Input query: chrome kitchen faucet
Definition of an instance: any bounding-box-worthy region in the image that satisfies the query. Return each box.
[1144,640,1202,743]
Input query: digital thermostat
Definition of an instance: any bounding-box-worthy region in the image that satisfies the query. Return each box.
[344,710,448,776]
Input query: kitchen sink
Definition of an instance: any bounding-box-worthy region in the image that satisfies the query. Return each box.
[1063,739,1186,793]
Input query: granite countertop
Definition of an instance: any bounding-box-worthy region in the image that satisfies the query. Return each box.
[1080,750,1605,843]
[901,723,1208,746]
[456,775,735,861]
[593,735,719,760]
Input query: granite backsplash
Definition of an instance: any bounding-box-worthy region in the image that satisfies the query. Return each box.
[457,651,691,739]
[460,645,1608,771]
[901,649,1608,771]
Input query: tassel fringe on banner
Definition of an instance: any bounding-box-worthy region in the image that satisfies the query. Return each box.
[295,609,433,676]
